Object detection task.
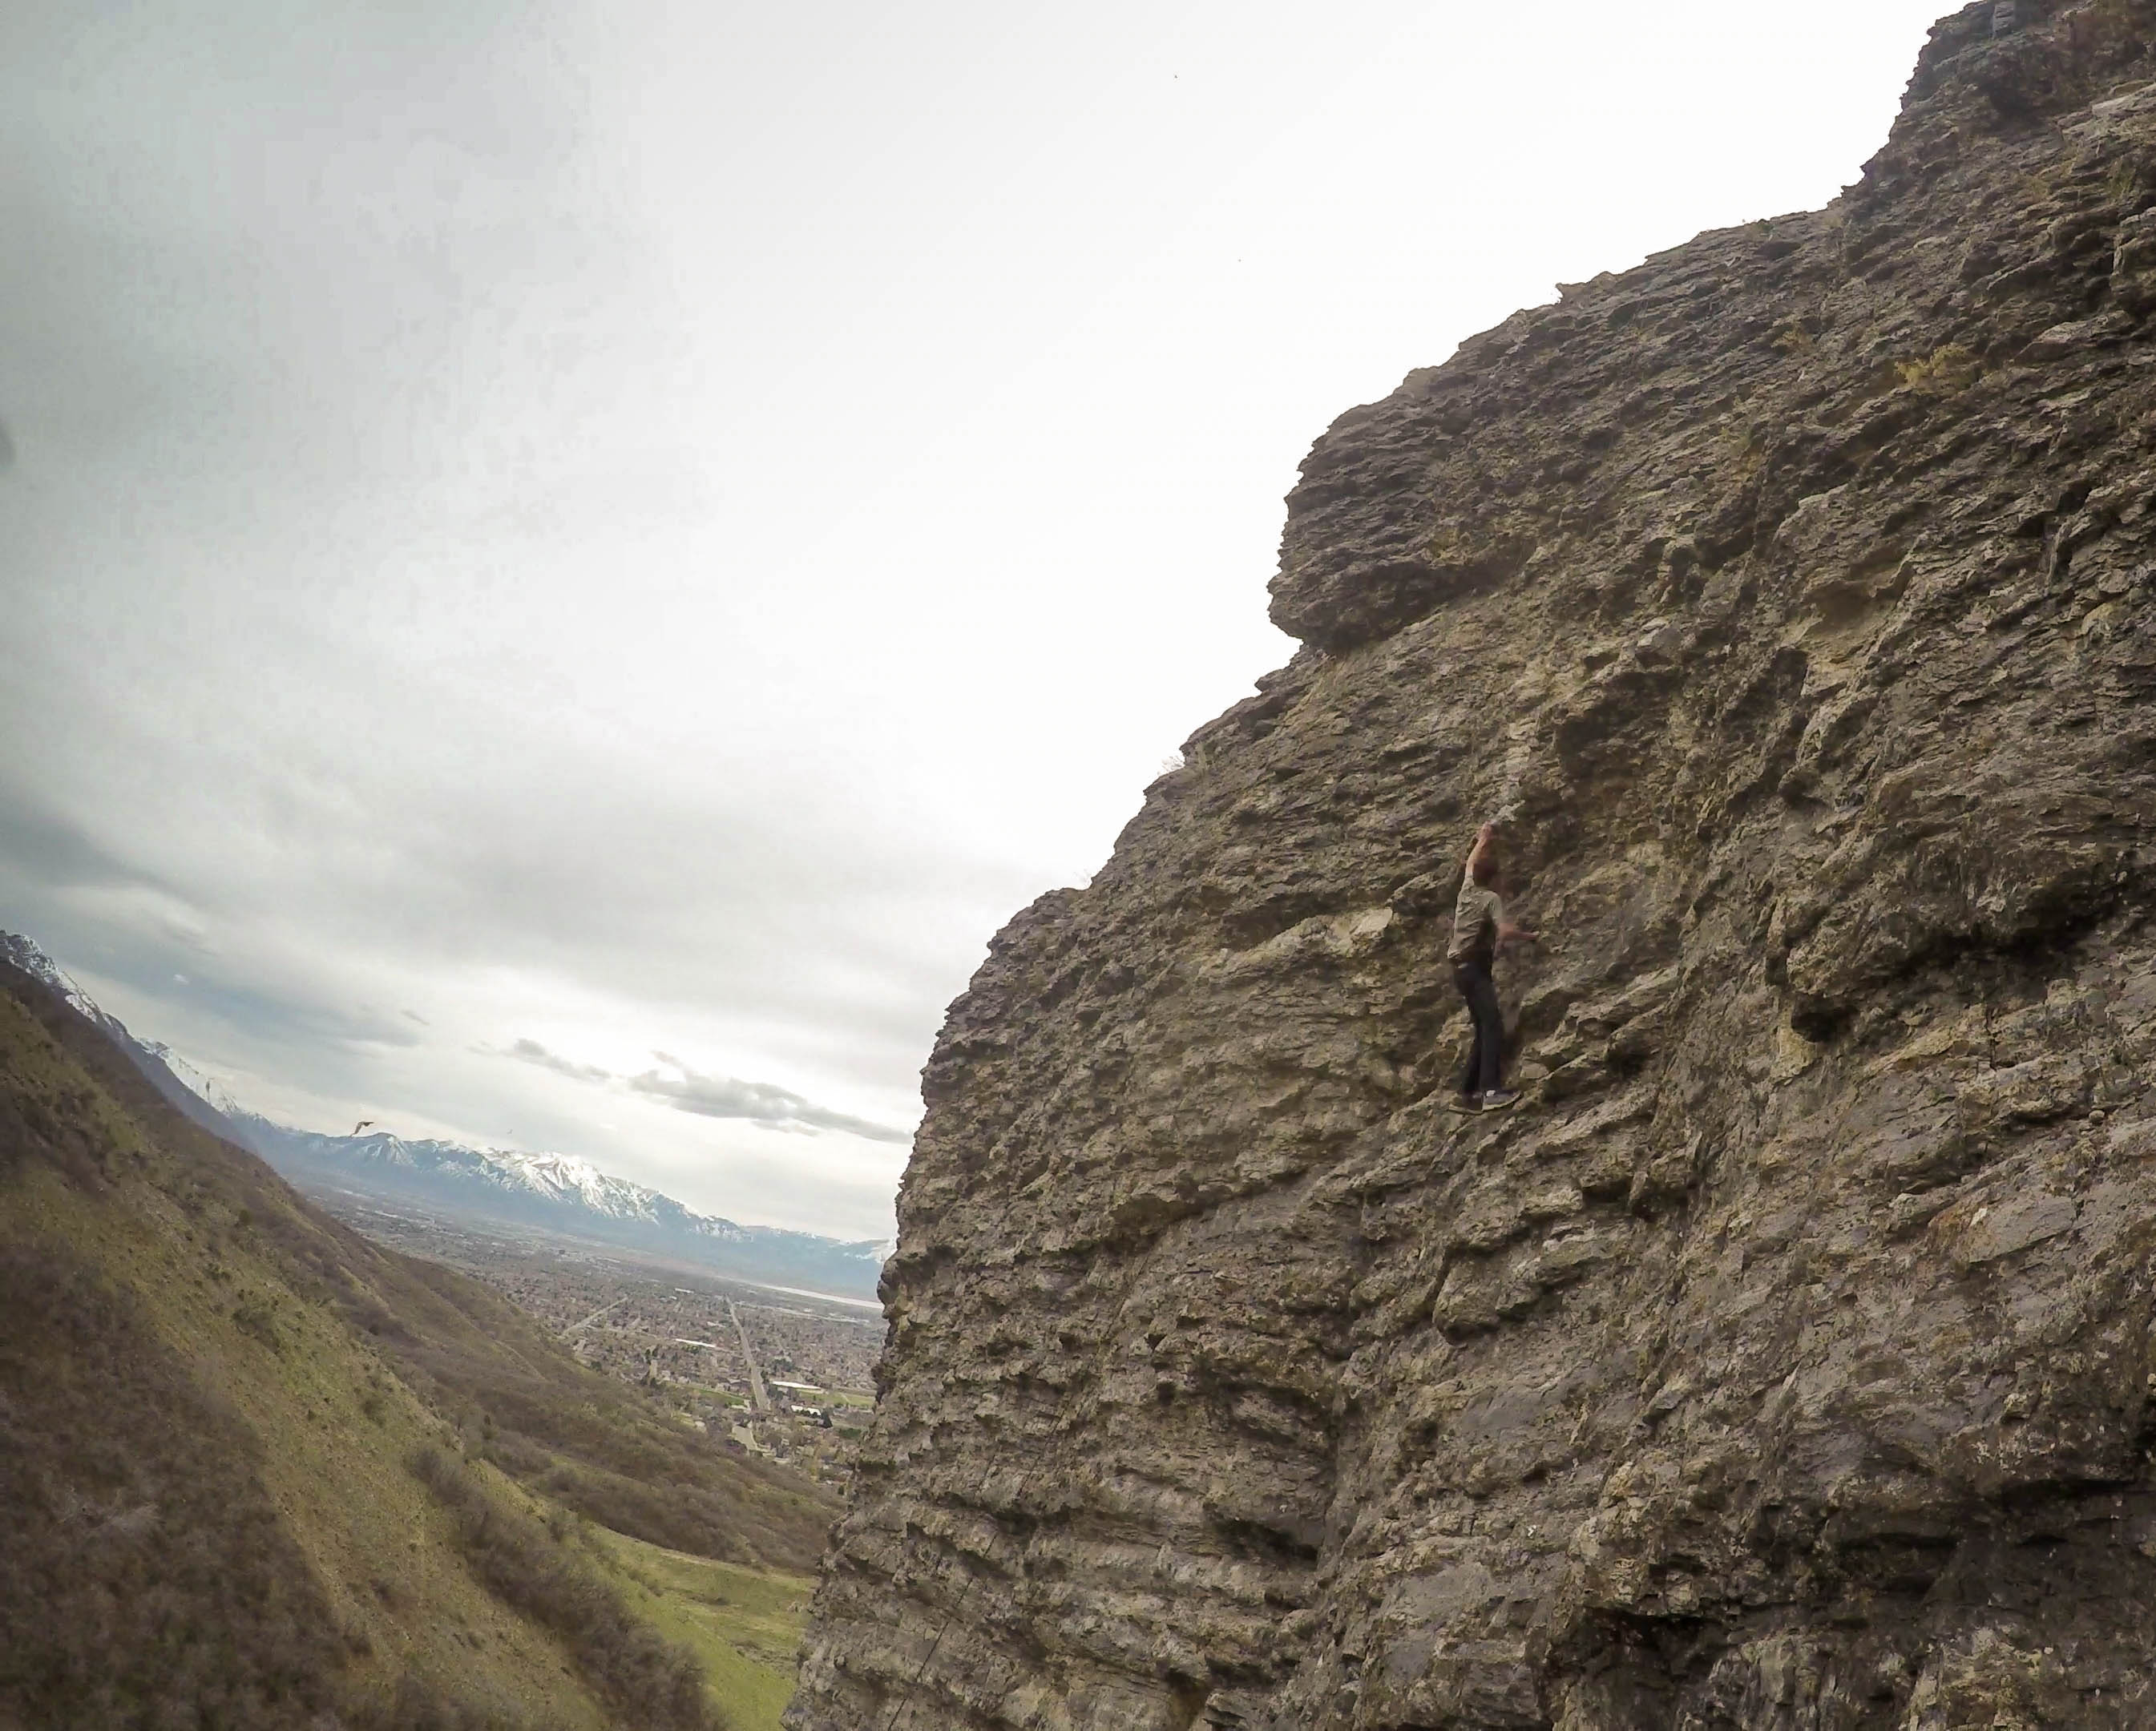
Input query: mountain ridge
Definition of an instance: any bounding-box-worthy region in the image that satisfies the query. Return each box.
[236,1115,892,1298]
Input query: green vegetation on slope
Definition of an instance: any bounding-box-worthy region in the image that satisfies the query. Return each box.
[0,962,835,1730]
[410,1446,725,1731]
[581,1528,816,1731]
[0,978,599,1729]
[0,1231,377,1729]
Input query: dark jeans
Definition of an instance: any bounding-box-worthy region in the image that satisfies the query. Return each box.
[1453,958,1504,1096]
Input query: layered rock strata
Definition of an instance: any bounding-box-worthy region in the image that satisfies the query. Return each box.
[790,5,2156,1725]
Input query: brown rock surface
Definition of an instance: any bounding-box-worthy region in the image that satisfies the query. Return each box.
[789,5,2156,1726]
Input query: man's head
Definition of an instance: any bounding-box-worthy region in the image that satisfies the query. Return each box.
[1470,848,1501,887]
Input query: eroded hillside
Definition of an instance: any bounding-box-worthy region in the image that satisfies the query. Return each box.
[790,3,2156,1726]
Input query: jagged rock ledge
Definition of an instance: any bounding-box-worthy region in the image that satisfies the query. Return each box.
[792,4,2156,1726]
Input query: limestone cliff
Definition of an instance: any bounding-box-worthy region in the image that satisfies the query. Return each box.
[789,5,2156,1725]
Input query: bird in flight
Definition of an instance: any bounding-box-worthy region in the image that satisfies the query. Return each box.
[353,1120,378,1136]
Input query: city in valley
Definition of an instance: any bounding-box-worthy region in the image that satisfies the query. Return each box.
[327,1199,886,1486]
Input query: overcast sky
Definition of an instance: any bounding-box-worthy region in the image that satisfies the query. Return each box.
[2,0,1954,1241]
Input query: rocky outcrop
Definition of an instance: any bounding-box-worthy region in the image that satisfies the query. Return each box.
[789,5,2156,1726]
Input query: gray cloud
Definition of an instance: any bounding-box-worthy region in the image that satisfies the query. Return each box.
[632,1056,912,1146]
[491,1038,911,1146]
[501,1038,612,1083]
[0,0,1942,1243]
[0,797,171,898]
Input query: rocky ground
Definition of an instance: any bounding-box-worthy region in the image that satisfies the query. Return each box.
[788,3,2156,1726]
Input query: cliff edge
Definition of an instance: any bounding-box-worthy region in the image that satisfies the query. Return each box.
[792,4,2156,1725]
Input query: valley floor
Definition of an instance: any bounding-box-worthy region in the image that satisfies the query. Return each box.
[313,1197,884,1488]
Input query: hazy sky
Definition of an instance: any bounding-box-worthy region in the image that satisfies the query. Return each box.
[2,0,1955,1241]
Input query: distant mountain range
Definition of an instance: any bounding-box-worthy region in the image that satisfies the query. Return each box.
[0,931,891,1301]
[232,1116,891,1299]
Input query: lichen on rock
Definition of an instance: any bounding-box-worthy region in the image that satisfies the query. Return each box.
[789,4,2156,1726]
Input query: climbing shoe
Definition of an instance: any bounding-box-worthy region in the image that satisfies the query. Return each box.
[1480,1089,1521,1112]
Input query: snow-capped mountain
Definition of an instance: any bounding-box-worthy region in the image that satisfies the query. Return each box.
[231,1116,887,1297]
[135,1037,248,1118]
[3,930,123,1034]
[1,930,257,1143]
[0,929,890,1300]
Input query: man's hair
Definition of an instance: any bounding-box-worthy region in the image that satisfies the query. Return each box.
[1470,850,1501,888]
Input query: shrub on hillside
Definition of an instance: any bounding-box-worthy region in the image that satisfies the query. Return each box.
[349,1675,547,1731]
[0,1236,351,1729]
[0,1233,572,1731]
[409,1446,727,1731]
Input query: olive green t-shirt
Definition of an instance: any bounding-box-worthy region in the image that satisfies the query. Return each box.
[1447,880,1504,965]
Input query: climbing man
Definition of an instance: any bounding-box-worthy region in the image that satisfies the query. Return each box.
[1447,821,1540,1114]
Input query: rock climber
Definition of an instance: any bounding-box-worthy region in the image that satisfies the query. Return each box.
[1447,821,1539,1114]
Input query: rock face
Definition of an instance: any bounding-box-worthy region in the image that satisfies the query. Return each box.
[789,6,2156,1727]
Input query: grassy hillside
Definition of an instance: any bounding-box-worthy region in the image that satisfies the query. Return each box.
[0,962,837,1730]
[583,1529,818,1731]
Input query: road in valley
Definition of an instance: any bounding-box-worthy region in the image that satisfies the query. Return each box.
[563,1296,628,1334]
[728,1299,770,1414]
